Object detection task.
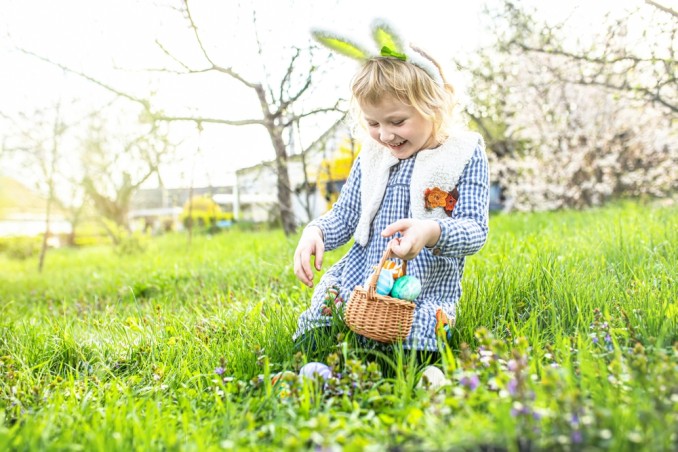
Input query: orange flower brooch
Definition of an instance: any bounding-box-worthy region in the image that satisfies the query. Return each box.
[424,187,459,216]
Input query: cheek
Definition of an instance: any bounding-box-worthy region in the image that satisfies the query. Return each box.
[368,128,380,141]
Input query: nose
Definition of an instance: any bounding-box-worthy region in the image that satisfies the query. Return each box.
[379,126,395,142]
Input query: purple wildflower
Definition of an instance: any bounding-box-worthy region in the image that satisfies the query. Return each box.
[460,373,480,391]
[510,402,530,417]
[507,378,518,396]
[215,367,225,376]
[571,430,583,444]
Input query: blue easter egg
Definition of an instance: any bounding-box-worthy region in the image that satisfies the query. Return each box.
[376,271,394,296]
[390,275,422,301]
[299,362,332,380]
[365,271,394,296]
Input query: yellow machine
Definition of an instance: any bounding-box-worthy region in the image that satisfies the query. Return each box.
[316,138,361,211]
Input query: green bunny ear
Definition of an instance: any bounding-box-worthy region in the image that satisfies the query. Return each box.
[371,19,405,54]
[311,29,371,60]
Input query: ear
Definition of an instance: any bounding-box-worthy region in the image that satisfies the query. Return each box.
[311,29,372,61]
[370,19,405,54]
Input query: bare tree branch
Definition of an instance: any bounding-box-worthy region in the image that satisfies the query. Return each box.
[18,48,152,109]
[179,0,260,90]
[282,102,345,128]
[154,39,193,72]
[154,114,266,127]
[645,0,678,17]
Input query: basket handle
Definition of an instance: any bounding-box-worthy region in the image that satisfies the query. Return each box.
[366,241,408,300]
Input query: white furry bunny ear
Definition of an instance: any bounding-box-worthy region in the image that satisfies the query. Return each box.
[371,18,445,87]
[310,19,445,88]
[311,28,372,61]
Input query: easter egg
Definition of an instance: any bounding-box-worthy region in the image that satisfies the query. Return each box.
[277,382,292,398]
[417,365,451,390]
[375,271,394,295]
[390,263,404,280]
[382,260,397,272]
[272,371,297,386]
[390,275,422,301]
[299,362,332,381]
[382,260,404,280]
[271,371,297,398]
[366,271,394,296]
[326,287,339,303]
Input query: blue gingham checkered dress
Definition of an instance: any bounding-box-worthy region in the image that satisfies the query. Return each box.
[294,142,489,351]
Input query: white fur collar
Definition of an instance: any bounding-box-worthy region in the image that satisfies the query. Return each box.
[355,131,483,246]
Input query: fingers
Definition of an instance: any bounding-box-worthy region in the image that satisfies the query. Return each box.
[293,231,324,287]
[381,219,413,238]
[314,242,324,271]
[294,243,316,286]
[389,237,415,260]
[293,247,313,287]
[383,220,415,259]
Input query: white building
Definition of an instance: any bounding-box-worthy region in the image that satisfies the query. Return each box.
[234,152,328,226]
[0,176,72,242]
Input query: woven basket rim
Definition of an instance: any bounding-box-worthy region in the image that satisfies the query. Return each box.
[352,285,416,306]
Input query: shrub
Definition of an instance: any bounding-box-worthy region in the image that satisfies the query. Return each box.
[180,195,233,232]
[0,236,41,260]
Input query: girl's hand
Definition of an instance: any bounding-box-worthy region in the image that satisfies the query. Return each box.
[381,219,441,260]
[294,226,325,287]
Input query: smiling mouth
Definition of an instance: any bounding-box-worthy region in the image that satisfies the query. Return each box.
[386,140,406,148]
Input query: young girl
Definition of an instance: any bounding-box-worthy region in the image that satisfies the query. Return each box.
[293,21,489,362]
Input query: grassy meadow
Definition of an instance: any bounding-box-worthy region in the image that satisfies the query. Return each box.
[0,200,676,451]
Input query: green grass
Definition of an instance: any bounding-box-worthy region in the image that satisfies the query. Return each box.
[0,200,676,451]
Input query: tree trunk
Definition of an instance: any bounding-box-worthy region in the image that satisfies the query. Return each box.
[38,104,62,273]
[270,128,296,236]
[38,195,52,273]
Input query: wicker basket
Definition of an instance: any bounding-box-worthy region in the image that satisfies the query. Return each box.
[344,244,416,343]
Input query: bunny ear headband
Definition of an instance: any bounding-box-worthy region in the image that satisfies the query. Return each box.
[311,18,445,88]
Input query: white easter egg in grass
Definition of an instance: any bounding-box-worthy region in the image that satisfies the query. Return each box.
[417,365,451,390]
[299,362,332,381]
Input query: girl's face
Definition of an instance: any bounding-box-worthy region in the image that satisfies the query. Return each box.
[360,95,437,159]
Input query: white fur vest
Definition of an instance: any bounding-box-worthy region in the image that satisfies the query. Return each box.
[354,131,484,246]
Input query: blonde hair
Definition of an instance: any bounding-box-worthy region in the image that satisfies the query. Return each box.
[350,48,459,144]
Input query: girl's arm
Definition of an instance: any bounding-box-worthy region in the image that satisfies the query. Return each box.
[294,157,363,286]
[427,143,490,257]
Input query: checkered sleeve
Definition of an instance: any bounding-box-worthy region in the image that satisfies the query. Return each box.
[306,157,362,251]
[430,144,489,257]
